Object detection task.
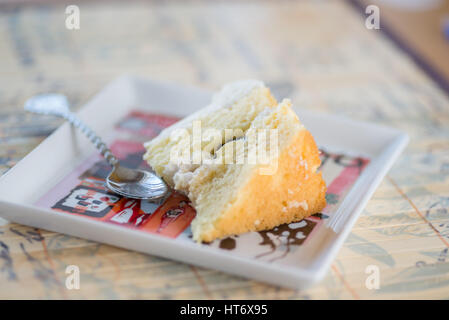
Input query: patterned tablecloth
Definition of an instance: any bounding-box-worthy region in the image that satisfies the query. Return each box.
[0,0,448,299]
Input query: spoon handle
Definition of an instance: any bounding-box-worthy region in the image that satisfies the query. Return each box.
[25,94,119,167]
[64,112,119,167]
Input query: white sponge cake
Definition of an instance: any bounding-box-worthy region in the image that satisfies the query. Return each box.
[144,80,326,242]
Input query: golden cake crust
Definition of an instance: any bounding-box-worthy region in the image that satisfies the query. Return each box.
[192,129,327,242]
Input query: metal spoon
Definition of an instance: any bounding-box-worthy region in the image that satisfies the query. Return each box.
[24,93,168,201]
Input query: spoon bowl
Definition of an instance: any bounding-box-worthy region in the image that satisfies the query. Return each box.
[106,166,168,200]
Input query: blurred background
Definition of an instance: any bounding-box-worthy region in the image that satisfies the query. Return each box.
[0,1,448,171]
[1,0,449,299]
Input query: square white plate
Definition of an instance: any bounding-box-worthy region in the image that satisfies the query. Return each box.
[0,76,408,289]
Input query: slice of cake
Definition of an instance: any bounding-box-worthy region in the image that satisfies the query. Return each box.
[143,80,326,242]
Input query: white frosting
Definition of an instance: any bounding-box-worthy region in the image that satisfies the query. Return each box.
[171,163,199,193]
[173,170,195,191]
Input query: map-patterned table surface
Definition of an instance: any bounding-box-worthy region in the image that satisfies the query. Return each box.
[0,0,448,299]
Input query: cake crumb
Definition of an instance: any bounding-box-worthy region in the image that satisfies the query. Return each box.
[297,159,308,171]
[288,200,308,211]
